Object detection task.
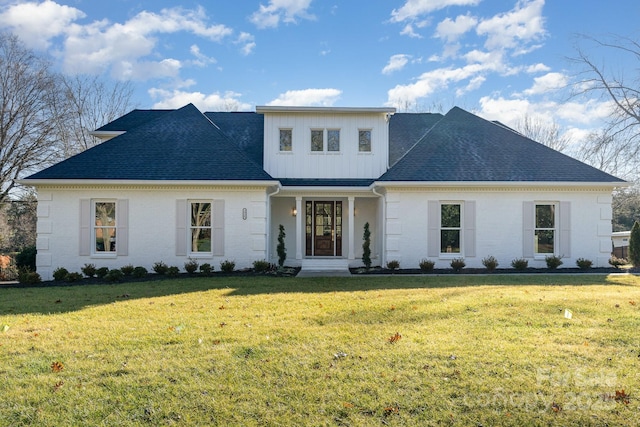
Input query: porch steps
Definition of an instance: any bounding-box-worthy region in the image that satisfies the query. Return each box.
[298,259,352,277]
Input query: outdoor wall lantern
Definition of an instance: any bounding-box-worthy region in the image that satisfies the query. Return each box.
[292,207,297,216]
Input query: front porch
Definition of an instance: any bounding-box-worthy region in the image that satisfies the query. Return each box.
[268,191,382,271]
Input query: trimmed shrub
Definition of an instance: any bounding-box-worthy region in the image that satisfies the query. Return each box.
[81,263,97,278]
[96,267,109,278]
[450,257,466,272]
[481,256,499,272]
[419,259,435,272]
[629,220,640,267]
[609,256,627,269]
[184,259,199,274]
[132,266,148,278]
[152,261,168,275]
[220,260,236,273]
[253,259,270,273]
[511,258,528,270]
[120,264,135,276]
[65,272,83,283]
[167,266,180,277]
[277,224,287,267]
[386,260,400,271]
[18,268,41,285]
[53,267,69,281]
[576,258,593,270]
[362,222,372,270]
[545,255,563,269]
[104,269,123,282]
[15,245,37,271]
[199,263,213,276]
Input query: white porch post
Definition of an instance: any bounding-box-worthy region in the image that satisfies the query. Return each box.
[295,196,303,260]
[348,196,355,260]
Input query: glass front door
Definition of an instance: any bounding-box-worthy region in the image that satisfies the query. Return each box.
[305,201,342,256]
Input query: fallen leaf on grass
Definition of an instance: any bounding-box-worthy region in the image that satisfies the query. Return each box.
[629,301,636,306]
[615,389,630,404]
[342,402,354,408]
[551,402,562,412]
[388,332,402,344]
[51,361,64,372]
[383,404,399,416]
[1,324,9,332]
[52,381,64,392]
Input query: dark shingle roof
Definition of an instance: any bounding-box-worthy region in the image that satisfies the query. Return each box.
[205,112,264,166]
[380,107,625,183]
[27,104,272,181]
[95,109,172,132]
[389,112,443,166]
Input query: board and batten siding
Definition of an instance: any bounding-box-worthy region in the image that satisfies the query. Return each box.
[262,111,390,179]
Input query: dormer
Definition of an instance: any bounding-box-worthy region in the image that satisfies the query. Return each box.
[257,106,395,179]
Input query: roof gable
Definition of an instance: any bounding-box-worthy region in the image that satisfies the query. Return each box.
[389,112,443,166]
[205,112,264,166]
[381,107,625,183]
[27,104,272,181]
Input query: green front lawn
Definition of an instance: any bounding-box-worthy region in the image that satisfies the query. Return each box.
[1,274,639,426]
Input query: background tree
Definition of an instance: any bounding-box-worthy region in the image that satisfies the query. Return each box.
[0,33,64,204]
[513,114,571,152]
[628,221,640,267]
[0,192,37,252]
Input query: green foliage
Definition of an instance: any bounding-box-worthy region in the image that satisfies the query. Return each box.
[199,263,213,275]
[184,259,199,274]
[15,245,36,271]
[362,222,372,270]
[629,220,640,267]
[17,268,41,284]
[609,256,628,269]
[120,264,135,276]
[277,224,286,267]
[104,269,123,282]
[220,260,236,273]
[132,266,148,278]
[65,272,83,283]
[167,266,180,277]
[252,259,271,273]
[152,261,168,275]
[511,258,529,270]
[481,256,499,272]
[612,187,640,232]
[81,263,97,278]
[450,257,466,272]
[545,255,563,269]
[386,260,400,270]
[576,258,593,270]
[52,267,69,281]
[419,259,435,272]
[95,267,109,278]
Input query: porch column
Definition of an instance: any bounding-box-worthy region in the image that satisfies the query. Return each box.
[348,196,355,260]
[295,196,303,260]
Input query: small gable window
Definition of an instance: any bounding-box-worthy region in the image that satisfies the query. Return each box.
[279,129,292,152]
[327,129,340,152]
[311,129,324,152]
[359,129,371,152]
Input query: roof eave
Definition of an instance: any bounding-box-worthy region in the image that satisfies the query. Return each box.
[256,106,396,114]
[373,180,630,188]
[18,178,279,187]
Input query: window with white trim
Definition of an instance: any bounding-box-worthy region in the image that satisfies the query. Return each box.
[190,201,212,254]
[534,203,556,255]
[279,128,292,152]
[440,203,461,254]
[94,200,117,253]
[358,129,371,152]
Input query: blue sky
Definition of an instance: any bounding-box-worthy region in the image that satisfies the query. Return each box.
[0,0,638,144]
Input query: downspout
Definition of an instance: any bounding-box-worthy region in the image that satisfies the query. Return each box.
[372,184,386,269]
[266,184,281,264]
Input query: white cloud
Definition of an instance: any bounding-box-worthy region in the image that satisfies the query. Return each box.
[0,0,84,49]
[250,0,315,29]
[522,72,568,96]
[190,45,217,67]
[267,88,342,106]
[526,63,551,73]
[476,0,546,52]
[149,88,252,111]
[382,54,411,75]
[391,0,481,23]
[435,13,478,43]
[236,32,256,55]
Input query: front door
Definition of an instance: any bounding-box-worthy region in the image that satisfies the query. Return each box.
[305,201,342,256]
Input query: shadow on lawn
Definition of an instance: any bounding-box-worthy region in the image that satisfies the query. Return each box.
[0,273,635,315]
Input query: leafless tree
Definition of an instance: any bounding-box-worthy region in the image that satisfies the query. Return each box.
[569,33,640,180]
[514,114,571,152]
[0,33,64,203]
[56,75,135,157]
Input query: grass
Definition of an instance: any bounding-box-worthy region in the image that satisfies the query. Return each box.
[1,274,639,426]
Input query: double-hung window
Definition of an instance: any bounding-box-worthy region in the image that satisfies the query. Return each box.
[190,201,212,254]
[534,203,556,255]
[80,199,127,257]
[94,201,116,253]
[440,203,461,254]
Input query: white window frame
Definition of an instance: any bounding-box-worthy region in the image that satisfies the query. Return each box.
[279,128,292,152]
[534,202,558,257]
[310,128,324,152]
[327,128,340,152]
[358,129,372,152]
[439,202,463,257]
[189,200,213,256]
[92,199,117,257]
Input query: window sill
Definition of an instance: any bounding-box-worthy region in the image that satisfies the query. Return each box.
[188,253,213,258]
[91,253,118,259]
[439,253,463,259]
